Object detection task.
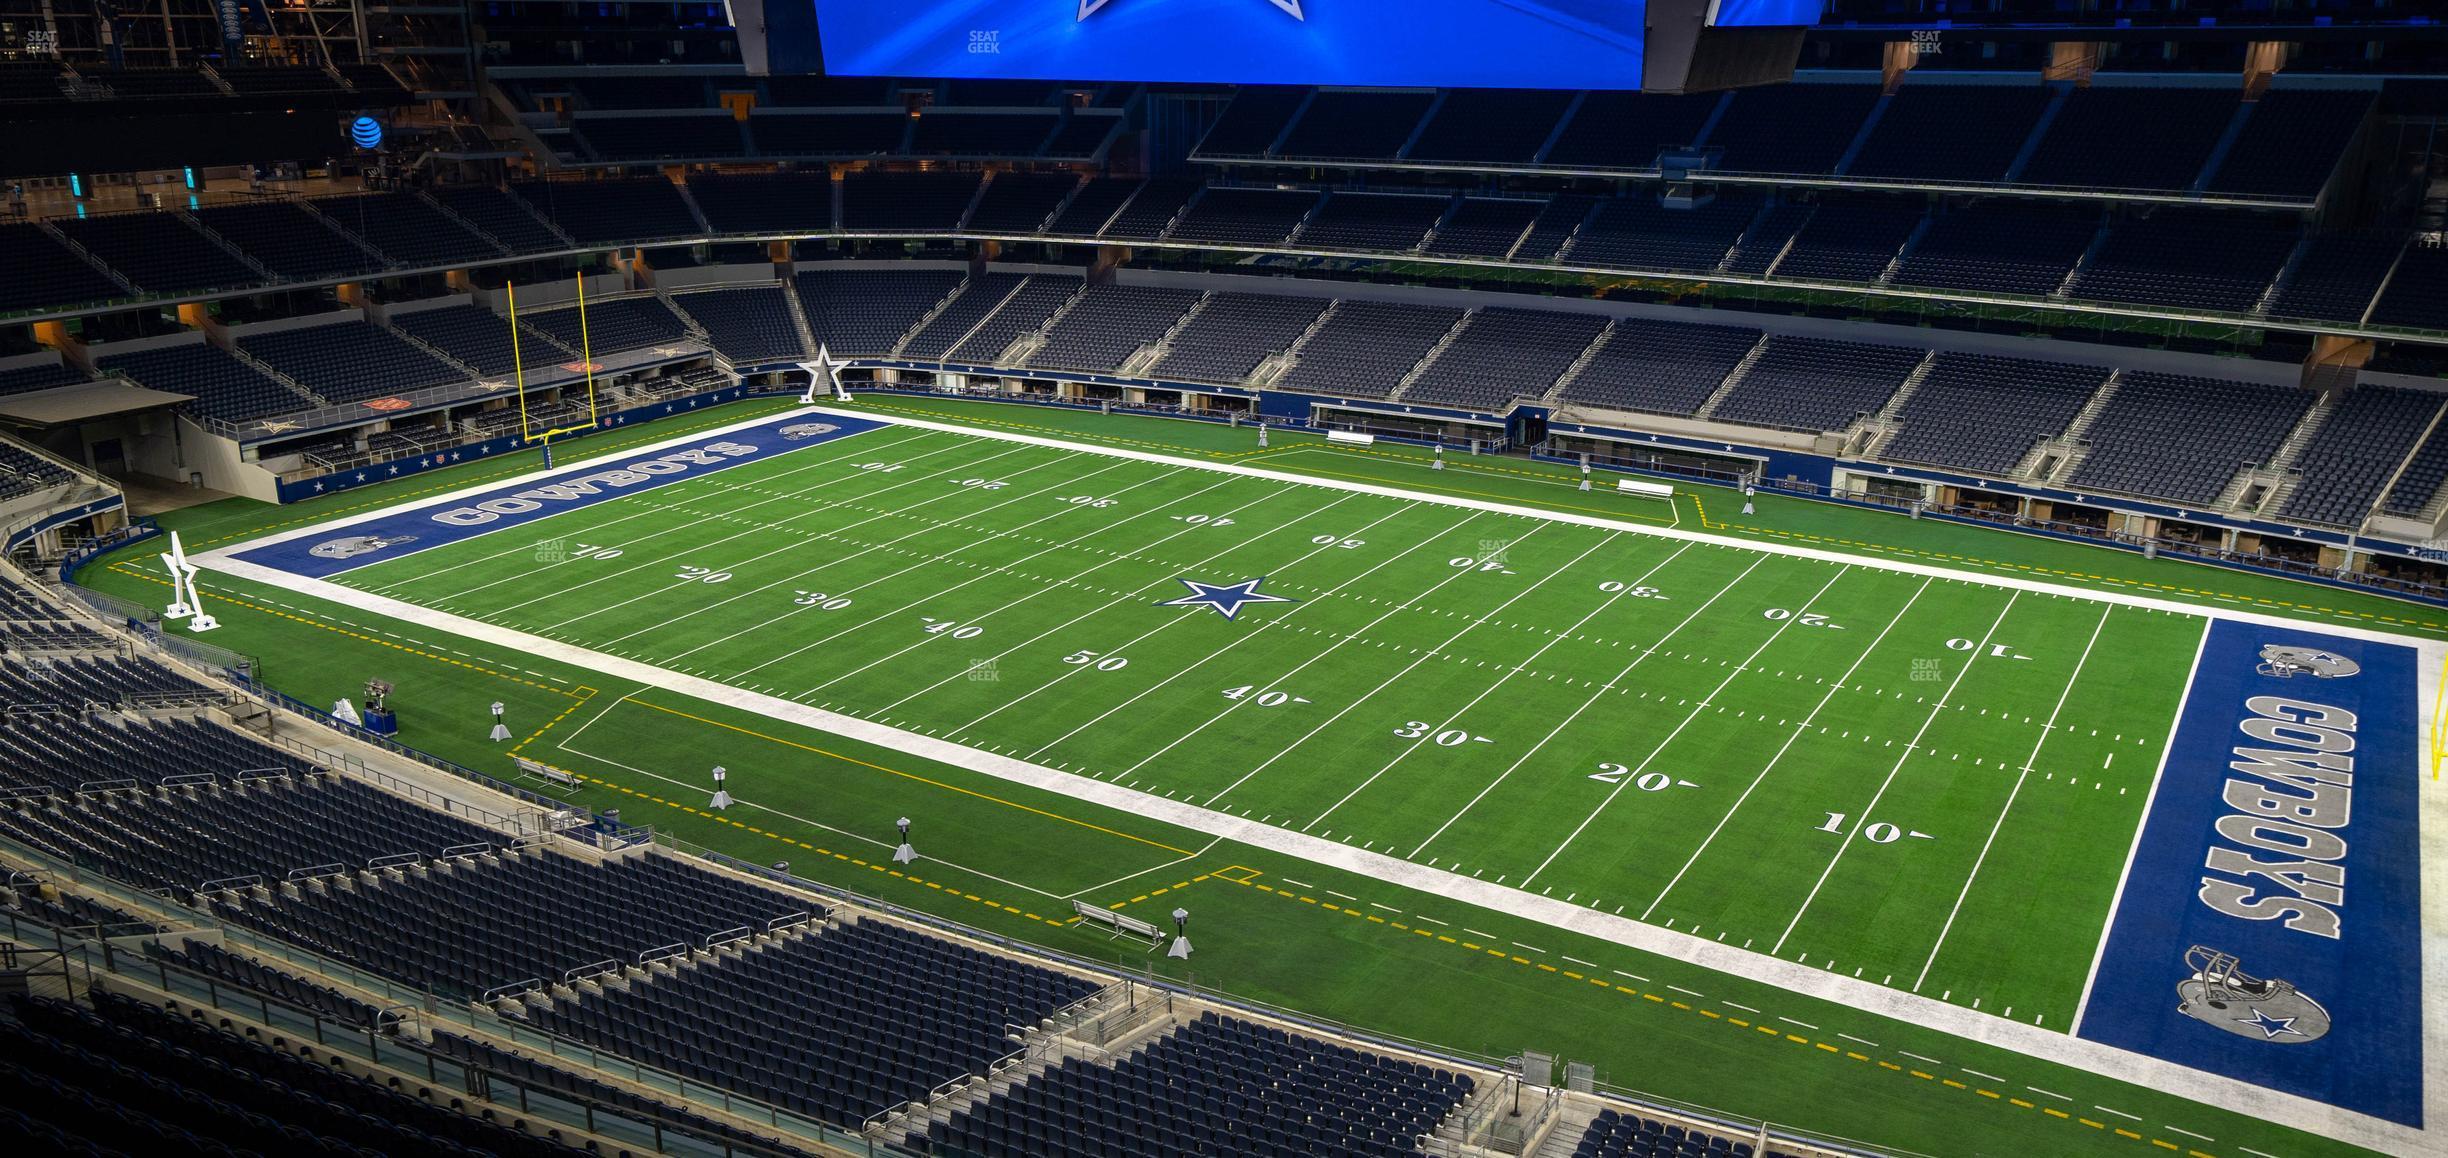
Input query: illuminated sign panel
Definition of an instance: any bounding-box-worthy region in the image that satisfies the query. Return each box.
[807,0,1648,90]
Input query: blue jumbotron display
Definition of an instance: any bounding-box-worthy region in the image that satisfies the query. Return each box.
[807,0,1647,90]
[1707,0,1820,25]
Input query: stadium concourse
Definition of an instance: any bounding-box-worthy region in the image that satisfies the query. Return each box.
[6,2,2448,1156]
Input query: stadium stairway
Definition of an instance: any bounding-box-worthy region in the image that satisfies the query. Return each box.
[1850,349,1940,459]
[1689,335,1774,422]
[1388,309,1479,403]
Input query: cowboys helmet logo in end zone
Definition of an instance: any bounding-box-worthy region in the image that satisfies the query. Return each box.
[2255,644,2360,680]
[309,533,418,560]
[779,422,839,441]
[2175,946,2330,1043]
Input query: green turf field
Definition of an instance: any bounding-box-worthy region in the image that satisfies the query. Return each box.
[303,410,2211,1030]
[84,395,2439,1158]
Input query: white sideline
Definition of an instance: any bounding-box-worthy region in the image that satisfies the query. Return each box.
[195,403,2447,1155]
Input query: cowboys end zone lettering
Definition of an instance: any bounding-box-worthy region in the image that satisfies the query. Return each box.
[2078,621,2421,1125]
[230,414,881,579]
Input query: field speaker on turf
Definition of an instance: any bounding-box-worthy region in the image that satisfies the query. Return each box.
[1168,907,1192,959]
[894,816,916,864]
[709,765,733,810]
[489,701,512,742]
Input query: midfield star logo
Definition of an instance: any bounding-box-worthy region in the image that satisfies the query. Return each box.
[1078,0,1303,19]
[1156,576,1299,620]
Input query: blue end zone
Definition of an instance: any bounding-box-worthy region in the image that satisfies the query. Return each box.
[2078,619,2423,1125]
[231,412,883,579]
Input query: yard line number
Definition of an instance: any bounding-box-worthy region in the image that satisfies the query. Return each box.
[1063,650,1129,671]
[674,565,731,584]
[1589,763,1698,791]
[566,543,623,560]
[1222,685,1310,707]
[1596,580,1665,599]
[1815,812,1935,844]
[792,591,853,610]
[1394,721,1493,747]
[1763,608,1842,629]
[920,617,985,639]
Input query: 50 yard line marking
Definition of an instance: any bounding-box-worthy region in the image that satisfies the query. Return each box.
[1772,591,2020,954]
[1195,520,1592,806]
[1019,502,1457,761]
[790,479,1302,694]
[1118,513,1521,789]
[923,492,1369,729]
[1914,603,2113,992]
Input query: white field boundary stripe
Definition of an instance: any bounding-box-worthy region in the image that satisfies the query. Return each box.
[1914,603,2113,991]
[201,404,881,569]
[782,407,2441,650]
[2069,617,2212,1037]
[193,549,2435,1156]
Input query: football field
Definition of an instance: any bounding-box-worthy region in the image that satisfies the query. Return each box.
[196,403,2437,1147]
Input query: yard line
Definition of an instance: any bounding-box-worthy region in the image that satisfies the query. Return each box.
[369,427,942,593]
[1640,576,1933,919]
[546,449,1118,633]
[1410,543,1729,855]
[1021,503,1454,760]
[444,438,1044,612]
[668,463,1196,664]
[1520,556,1816,889]
[591,453,1143,644]
[1208,525,1617,808]
[1914,603,2113,991]
[786,480,1302,692]
[1124,514,1532,788]
[1307,534,1681,831]
[901,492,1369,728]
[1770,592,2020,954]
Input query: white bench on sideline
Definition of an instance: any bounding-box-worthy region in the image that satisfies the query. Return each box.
[513,757,585,793]
[1073,899,1165,947]
[1615,478,1676,498]
[1325,430,1377,447]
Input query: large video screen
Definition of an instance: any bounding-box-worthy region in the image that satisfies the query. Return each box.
[806,0,1647,90]
[1707,0,1821,25]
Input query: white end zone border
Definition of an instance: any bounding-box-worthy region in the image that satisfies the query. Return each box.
[192,403,2447,1154]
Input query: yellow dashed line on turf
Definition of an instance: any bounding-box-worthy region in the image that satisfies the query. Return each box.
[560,769,1076,929]
[1216,872,2224,1154]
